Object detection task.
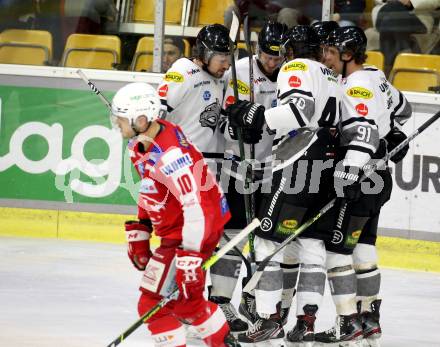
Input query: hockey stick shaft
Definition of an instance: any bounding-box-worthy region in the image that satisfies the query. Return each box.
[107,218,261,347]
[228,11,254,279]
[76,69,112,110]
[243,109,440,293]
[243,15,256,264]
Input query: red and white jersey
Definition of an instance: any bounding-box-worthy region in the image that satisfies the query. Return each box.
[221,55,277,168]
[340,67,412,167]
[128,119,230,252]
[157,57,226,157]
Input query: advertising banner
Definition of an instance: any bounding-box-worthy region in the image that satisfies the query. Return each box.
[0,85,140,207]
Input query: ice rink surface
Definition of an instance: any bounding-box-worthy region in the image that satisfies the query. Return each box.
[1,237,439,347]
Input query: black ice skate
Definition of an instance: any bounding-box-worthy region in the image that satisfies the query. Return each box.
[280,306,290,326]
[286,304,318,347]
[314,313,363,347]
[211,296,249,333]
[238,314,285,347]
[239,291,257,324]
[359,300,382,347]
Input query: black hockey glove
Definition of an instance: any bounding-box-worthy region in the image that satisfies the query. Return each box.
[334,165,362,202]
[227,124,263,144]
[226,100,266,130]
[384,128,409,164]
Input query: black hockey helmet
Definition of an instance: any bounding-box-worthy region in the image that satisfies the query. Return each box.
[311,21,340,44]
[196,24,230,63]
[283,25,320,60]
[258,21,288,56]
[326,26,367,59]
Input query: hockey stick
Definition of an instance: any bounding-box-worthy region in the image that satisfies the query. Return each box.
[228,11,254,282]
[76,69,112,110]
[242,15,257,265]
[243,110,440,293]
[106,218,261,347]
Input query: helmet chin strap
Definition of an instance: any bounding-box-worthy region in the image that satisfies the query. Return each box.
[131,119,152,137]
[340,50,354,78]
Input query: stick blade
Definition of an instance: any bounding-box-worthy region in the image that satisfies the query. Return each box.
[229,11,240,42]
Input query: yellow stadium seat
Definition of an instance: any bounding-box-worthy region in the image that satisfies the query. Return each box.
[131,36,191,72]
[197,0,234,26]
[0,29,52,65]
[133,0,183,24]
[61,34,121,70]
[389,53,440,93]
[365,51,384,71]
[131,36,154,72]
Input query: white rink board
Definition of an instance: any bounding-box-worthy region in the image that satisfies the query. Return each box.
[380,92,440,237]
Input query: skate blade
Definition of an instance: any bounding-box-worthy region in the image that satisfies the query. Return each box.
[338,339,364,347]
[284,341,314,347]
[239,338,285,347]
[363,337,380,347]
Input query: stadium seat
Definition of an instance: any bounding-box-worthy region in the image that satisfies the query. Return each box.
[131,36,191,72]
[0,29,52,65]
[197,0,234,26]
[389,53,440,93]
[365,51,384,71]
[133,0,184,24]
[61,34,121,70]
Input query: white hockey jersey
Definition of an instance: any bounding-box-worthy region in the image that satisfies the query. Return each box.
[157,57,226,157]
[339,66,412,168]
[221,55,277,171]
[265,58,341,169]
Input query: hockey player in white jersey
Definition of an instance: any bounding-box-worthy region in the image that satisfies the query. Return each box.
[157,24,231,164]
[209,21,291,334]
[227,25,342,346]
[309,26,412,347]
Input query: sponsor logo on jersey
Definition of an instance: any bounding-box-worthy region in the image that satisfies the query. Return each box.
[225,95,235,107]
[282,61,308,72]
[254,76,267,84]
[164,71,184,83]
[345,229,361,248]
[288,75,302,88]
[194,80,210,88]
[160,153,193,176]
[203,90,211,101]
[276,219,298,235]
[220,195,229,216]
[347,87,373,99]
[158,84,168,97]
[174,129,190,148]
[355,103,369,116]
[229,79,250,95]
[139,178,158,194]
[320,67,338,78]
[260,217,273,232]
[187,68,200,75]
[271,99,277,108]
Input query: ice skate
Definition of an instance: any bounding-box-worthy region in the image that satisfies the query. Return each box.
[211,296,249,333]
[314,313,363,347]
[239,291,257,324]
[238,314,285,347]
[286,304,318,347]
[359,300,381,347]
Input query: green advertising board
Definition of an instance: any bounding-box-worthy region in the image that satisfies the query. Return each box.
[0,85,140,206]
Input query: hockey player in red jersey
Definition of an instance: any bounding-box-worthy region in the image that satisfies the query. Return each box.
[110,82,240,347]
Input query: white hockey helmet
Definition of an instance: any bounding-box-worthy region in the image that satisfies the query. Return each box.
[111,82,162,129]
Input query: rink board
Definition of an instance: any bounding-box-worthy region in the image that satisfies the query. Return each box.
[0,65,439,269]
[1,205,439,273]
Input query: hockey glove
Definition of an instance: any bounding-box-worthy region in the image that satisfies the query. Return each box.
[334,166,362,202]
[227,124,263,144]
[175,249,205,300]
[384,128,409,164]
[227,100,266,130]
[125,220,152,271]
